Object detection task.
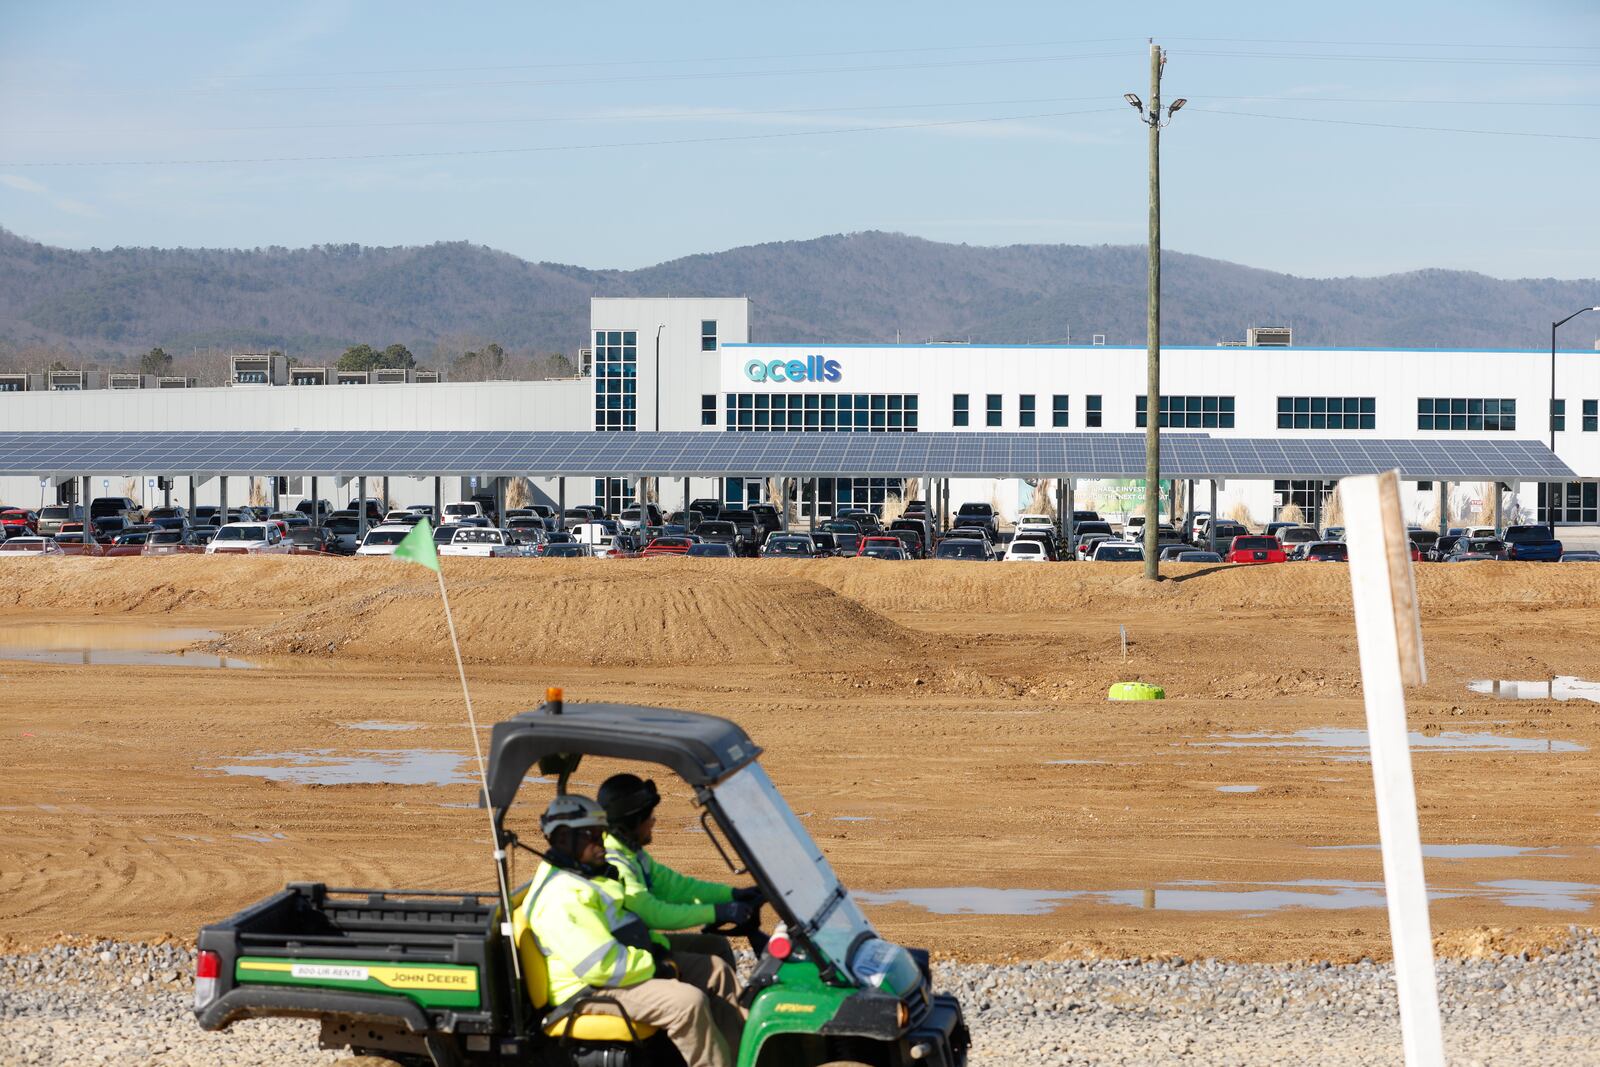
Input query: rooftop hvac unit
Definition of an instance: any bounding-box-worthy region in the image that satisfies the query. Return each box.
[414,369,440,383]
[290,367,329,386]
[229,351,288,385]
[47,369,99,390]
[1247,326,1292,347]
[0,372,35,393]
[336,370,370,385]
[157,376,198,388]
[1216,340,1247,347]
[372,368,411,384]
[579,347,593,376]
[1092,334,1106,346]
[108,373,155,389]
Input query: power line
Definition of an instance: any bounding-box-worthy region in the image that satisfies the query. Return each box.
[1181,48,1600,68]
[1198,94,1600,108]
[0,106,1123,168]
[1166,35,1600,52]
[1191,107,1600,141]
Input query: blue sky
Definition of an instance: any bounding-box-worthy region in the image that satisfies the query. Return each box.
[0,1,1596,278]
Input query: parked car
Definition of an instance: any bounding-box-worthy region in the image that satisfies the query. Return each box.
[296,499,336,523]
[441,501,484,523]
[0,536,60,556]
[1228,535,1287,564]
[935,538,995,561]
[1076,532,1115,561]
[1502,524,1563,562]
[190,526,220,547]
[1278,526,1320,554]
[717,509,761,552]
[888,518,934,556]
[0,509,39,536]
[860,543,907,560]
[538,541,594,557]
[382,510,424,526]
[141,528,203,555]
[1560,550,1600,563]
[748,503,783,538]
[641,536,694,557]
[953,502,997,539]
[570,521,623,558]
[618,503,666,532]
[836,507,881,533]
[1072,521,1115,559]
[437,527,523,557]
[1320,525,1346,541]
[1003,539,1051,563]
[857,535,906,557]
[1448,536,1506,562]
[1092,541,1145,562]
[288,527,343,555]
[355,525,415,556]
[144,506,189,531]
[1176,550,1223,563]
[686,541,736,558]
[1301,541,1350,562]
[1207,520,1251,545]
[762,534,818,557]
[90,516,129,544]
[35,505,82,537]
[819,520,862,556]
[205,522,291,554]
[89,496,144,525]
[324,514,363,554]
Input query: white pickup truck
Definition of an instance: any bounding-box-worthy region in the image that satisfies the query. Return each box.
[436,526,524,557]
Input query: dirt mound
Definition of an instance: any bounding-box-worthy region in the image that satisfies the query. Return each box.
[189,558,932,668]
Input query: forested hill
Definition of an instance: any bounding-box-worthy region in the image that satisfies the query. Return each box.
[0,227,1592,364]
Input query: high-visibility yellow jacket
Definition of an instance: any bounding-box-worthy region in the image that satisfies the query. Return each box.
[522,860,656,1005]
[604,832,733,933]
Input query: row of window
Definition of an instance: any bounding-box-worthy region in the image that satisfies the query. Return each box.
[952,394,1103,428]
[1417,397,1515,432]
[723,392,919,432]
[1136,395,1238,429]
[1549,399,1600,433]
[1278,396,1376,430]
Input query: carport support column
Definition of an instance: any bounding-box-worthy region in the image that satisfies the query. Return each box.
[557,478,566,521]
[434,477,442,522]
[780,478,790,532]
[494,477,506,527]
[1437,481,1448,538]
[356,477,367,542]
[1064,479,1076,560]
[81,475,91,527]
[1493,483,1503,536]
[219,476,228,524]
[310,477,319,522]
[681,477,689,515]
[1208,481,1219,554]
[188,477,196,517]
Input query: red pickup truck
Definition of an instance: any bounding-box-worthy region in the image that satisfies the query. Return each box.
[1228,534,1287,564]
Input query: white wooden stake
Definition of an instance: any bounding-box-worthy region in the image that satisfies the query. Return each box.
[1341,470,1443,1067]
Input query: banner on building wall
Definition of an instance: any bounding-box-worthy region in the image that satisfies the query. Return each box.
[1075,478,1172,518]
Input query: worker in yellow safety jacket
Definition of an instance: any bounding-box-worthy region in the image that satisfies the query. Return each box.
[524,794,745,1067]
[598,773,767,963]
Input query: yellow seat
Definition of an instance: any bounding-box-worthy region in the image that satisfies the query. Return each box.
[508,881,660,1043]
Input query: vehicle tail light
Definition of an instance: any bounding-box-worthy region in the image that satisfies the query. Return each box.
[194,950,220,1008]
[767,925,792,960]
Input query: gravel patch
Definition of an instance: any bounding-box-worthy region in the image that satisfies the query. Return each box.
[2,935,1598,1065]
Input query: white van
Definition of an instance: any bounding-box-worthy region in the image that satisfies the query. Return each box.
[571,522,618,558]
[442,501,484,522]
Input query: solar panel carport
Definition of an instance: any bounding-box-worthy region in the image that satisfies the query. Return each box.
[1,429,1570,551]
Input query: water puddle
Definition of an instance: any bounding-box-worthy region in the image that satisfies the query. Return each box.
[0,622,254,669]
[1469,677,1600,703]
[1198,727,1584,761]
[856,878,1600,916]
[342,721,423,732]
[834,816,874,822]
[212,749,473,786]
[1046,759,1106,765]
[1216,785,1259,793]
[233,832,287,844]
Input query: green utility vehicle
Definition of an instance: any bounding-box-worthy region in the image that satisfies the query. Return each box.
[195,697,970,1066]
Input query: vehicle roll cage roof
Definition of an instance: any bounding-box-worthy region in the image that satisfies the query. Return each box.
[484,702,764,810]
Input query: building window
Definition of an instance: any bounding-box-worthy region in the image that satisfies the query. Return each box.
[953,394,969,427]
[1052,394,1069,428]
[1019,394,1036,428]
[1551,398,1566,433]
[700,321,717,352]
[1273,480,1338,525]
[592,330,638,431]
[1136,395,1235,429]
[1277,396,1375,430]
[724,393,917,432]
[1417,397,1516,432]
[1086,395,1102,428]
[1538,482,1600,524]
[701,394,716,426]
[1585,399,1598,432]
[986,393,1002,427]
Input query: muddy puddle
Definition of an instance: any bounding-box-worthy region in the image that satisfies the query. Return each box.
[211,749,474,786]
[1197,726,1584,760]
[857,877,1600,916]
[342,721,423,732]
[1313,843,1563,859]
[0,622,255,669]
[1469,677,1600,703]
[1216,785,1259,793]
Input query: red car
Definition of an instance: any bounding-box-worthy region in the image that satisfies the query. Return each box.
[856,535,905,557]
[641,536,693,557]
[0,509,39,535]
[1227,534,1287,564]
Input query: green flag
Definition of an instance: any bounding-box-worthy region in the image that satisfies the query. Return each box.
[393,518,439,572]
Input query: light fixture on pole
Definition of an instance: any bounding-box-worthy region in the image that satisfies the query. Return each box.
[1551,305,1599,453]
[1126,43,1184,581]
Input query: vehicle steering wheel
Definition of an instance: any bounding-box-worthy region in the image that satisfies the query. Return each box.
[701,900,769,955]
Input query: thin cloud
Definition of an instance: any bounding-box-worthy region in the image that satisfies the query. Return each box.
[0,172,99,216]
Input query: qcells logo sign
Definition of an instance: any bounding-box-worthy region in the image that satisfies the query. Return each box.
[744,355,842,385]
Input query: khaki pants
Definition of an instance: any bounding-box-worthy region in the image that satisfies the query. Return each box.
[585,951,744,1067]
[666,931,737,968]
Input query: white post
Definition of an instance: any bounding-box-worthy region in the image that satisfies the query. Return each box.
[1341,470,1443,1067]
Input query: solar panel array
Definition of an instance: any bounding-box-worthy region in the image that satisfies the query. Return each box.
[0,430,1576,480]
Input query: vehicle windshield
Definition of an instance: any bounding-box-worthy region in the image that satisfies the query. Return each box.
[363,529,409,546]
[1234,537,1278,550]
[936,541,987,559]
[710,763,874,969]
[687,543,733,557]
[150,531,182,543]
[1096,546,1143,561]
[1504,526,1553,543]
[215,525,266,541]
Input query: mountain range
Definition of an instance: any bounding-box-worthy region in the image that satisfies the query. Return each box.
[0,227,1593,365]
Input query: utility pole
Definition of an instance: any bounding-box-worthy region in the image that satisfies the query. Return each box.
[1126,43,1185,580]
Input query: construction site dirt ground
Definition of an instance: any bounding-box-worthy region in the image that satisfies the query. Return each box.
[0,556,1595,964]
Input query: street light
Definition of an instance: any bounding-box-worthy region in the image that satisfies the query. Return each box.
[1551,305,1600,452]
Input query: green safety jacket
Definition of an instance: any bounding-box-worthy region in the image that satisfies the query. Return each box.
[522,860,657,1005]
[604,832,734,934]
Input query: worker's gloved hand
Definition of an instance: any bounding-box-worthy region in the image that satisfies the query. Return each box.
[732,885,766,905]
[713,901,754,927]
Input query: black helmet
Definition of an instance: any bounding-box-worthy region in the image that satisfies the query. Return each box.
[597,774,660,828]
